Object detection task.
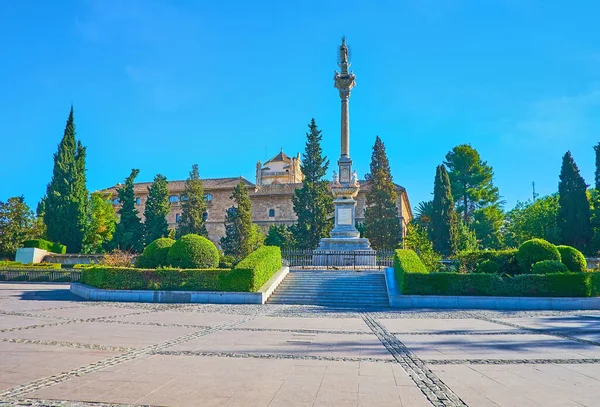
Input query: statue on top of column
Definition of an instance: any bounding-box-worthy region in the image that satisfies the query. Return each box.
[339,37,349,65]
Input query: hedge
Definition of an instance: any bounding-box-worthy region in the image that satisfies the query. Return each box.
[556,245,587,273]
[457,249,520,275]
[517,238,560,273]
[167,234,219,269]
[80,246,282,292]
[136,238,175,268]
[395,249,600,297]
[475,260,500,274]
[393,249,427,294]
[531,260,568,275]
[0,261,61,270]
[22,239,67,254]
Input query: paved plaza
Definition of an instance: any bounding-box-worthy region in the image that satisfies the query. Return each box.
[1,284,600,406]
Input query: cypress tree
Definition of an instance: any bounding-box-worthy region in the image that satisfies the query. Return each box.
[111,169,144,252]
[557,151,592,251]
[591,143,600,254]
[429,164,458,256]
[292,119,333,249]
[144,174,170,243]
[177,164,208,237]
[44,106,89,253]
[220,181,263,260]
[364,136,401,251]
[595,143,600,190]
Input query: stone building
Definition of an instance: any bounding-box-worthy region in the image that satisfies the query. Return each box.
[101,150,412,247]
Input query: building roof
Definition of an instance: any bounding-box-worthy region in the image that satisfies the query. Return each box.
[264,150,291,165]
[251,181,407,196]
[100,176,255,195]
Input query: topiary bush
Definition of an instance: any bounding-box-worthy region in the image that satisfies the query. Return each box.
[516,238,561,273]
[531,260,569,275]
[135,238,176,268]
[475,260,500,274]
[22,239,67,254]
[556,245,587,273]
[457,249,520,275]
[167,234,219,269]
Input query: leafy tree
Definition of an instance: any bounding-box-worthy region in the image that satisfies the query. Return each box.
[110,169,144,252]
[178,164,208,237]
[413,200,433,229]
[595,142,600,190]
[0,197,43,258]
[292,119,333,249]
[590,143,600,254]
[83,192,117,253]
[456,218,478,252]
[364,136,401,251]
[265,224,296,250]
[221,182,263,260]
[403,223,441,271]
[429,164,458,256]
[443,144,499,222]
[505,195,560,247]
[144,174,170,243]
[44,107,89,252]
[472,204,505,249]
[557,151,592,251]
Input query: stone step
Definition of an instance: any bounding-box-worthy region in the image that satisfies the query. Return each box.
[272,290,388,296]
[276,283,387,289]
[268,300,389,307]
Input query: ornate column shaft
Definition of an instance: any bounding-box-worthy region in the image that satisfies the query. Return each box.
[340,91,350,158]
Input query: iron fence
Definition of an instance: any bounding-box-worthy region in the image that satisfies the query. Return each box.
[0,270,81,283]
[282,249,394,270]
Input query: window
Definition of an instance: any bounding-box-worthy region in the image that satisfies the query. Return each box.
[169,195,179,203]
[135,197,141,205]
[176,213,181,223]
[112,198,120,205]
[180,195,188,202]
[203,212,209,221]
[269,209,275,218]
[203,194,213,202]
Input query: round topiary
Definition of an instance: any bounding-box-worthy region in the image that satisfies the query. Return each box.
[475,259,500,274]
[531,260,569,275]
[556,245,587,273]
[516,238,561,273]
[167,234,219,269]
[136,238,176,269]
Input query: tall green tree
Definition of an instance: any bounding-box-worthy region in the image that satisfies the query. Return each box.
[292,119,333,249]
[83,192,117,253]
[364,136,401,251]
[557,151,592,251]
[456,218,478,252]
[177,164,208,237]
[472,204,505,249]
[221,182,263,260]
[429,164,458,256]
[590,143,600,254]
[413,200,434,230]
[403,223,441,271]
[265,224,296,250]
[144,174,170,243]
[0,197,43,258]
[110,169,144,252]
[505,195,560,247]
[44,107,89,252]
[443,144,499,222]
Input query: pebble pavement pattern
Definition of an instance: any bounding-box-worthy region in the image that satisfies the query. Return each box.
[1,283,600,406]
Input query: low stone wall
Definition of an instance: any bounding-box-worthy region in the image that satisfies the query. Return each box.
[384,267,600,310]
[70,266,289,304]
[43,254,105,266]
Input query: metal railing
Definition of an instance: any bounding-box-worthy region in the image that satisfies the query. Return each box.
[0,270,81,282]
[282,249,394,270]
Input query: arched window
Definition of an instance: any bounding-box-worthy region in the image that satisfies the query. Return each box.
[203,194,213,202]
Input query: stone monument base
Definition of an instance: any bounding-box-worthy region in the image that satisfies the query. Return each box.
[313,238,376,267]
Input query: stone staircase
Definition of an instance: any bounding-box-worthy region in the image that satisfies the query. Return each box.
[267,269,389,307]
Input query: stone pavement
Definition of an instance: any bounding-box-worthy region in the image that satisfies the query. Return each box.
[1,283,600,406]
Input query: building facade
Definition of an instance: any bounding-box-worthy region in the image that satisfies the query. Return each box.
[102,150,412,247]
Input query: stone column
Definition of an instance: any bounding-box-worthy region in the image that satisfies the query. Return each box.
[340,90,350,158]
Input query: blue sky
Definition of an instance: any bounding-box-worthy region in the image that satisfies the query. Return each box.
[2,0,600,212]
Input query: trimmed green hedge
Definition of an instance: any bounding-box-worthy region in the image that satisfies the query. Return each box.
[476,260,500,274]
[557,245,587,273]
[393,249,427,294]
[517,238,560,273]
[395,249,600,297]
[136,238,176,268]
[0,261,61,270]
[457,249,520,275]
[167,234,219,269]
[22,239,67,254]
[531,260,568,275]
[80,246,282,292]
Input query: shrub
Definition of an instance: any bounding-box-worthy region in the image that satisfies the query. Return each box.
[22,239,67,254]
[475,260,500,274]
[219,254,235,269]
[516,239,560,273]
[234,246,282,291]
[457,249,520,275]
[0,261,61,270]
[99,250,136,267]
[531,260,569,275]
[167,234,219,269]
[394,249,427,294]
[136,238,176,268]
[556,245,587,273]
